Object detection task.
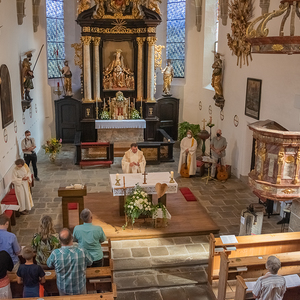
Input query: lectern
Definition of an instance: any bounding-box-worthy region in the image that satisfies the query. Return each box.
[58,186,87,228]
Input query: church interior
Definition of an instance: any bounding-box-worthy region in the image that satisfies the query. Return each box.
[1,0,300,299]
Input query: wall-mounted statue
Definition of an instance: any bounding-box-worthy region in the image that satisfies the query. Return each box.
[211,53,225,109]
[162,59,174,96]
[61,61,72,96]
[22,51,34,102]
[103,49,134,90]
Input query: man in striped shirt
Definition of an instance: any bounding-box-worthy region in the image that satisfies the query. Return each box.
[47,228,93,295]
[252,256,286,300]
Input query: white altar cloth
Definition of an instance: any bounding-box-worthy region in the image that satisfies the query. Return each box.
[95,119,146,129]
[110,172,178,196]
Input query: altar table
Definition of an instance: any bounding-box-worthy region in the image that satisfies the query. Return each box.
[95,119,146,129]
[109,172,178,216]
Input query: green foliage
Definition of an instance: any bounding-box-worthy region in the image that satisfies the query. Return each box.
[178,121,201,143]
[101,110,110,120]
[131,109,140,119]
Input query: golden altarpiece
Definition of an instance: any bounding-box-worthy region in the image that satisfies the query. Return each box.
[76,0,162,143]
[248,120,300,201]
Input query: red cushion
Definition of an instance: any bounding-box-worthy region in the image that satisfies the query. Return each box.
[179,187,191,195]
[68,203,78,210]
[2,195,18,205]
[7,189,15,196]
[185,194,197,201]
[4,210,13,218]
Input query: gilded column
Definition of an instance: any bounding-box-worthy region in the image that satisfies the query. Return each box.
[276,147,285,184]
[147,37,157,102]
[92,37,101,102]
[136,37,146,101]
[81,36,92,102]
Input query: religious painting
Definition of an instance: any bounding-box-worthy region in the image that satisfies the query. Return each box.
[245,78,262,120]
[0,65,14,128]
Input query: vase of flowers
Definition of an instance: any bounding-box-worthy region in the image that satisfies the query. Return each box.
[42,138,62,163]
[123,185,153,229]
[101,110,110,120]
[131,109,140,119]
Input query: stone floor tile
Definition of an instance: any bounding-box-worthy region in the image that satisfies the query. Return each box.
[115,274,158,290]
[131,247,150,257]
[121,240,140,248]
[112,249,132,259]
[166,245,188,256]
[190,235,209,244]
[138,239,159,247]
[205,206,224,213]
[157,238,174,246]
[149,247,169,256]
[135,290,163,300]
[160,287,187,300]
[184,285,216,300]
[111,240,123,249]
[185,244,206,254]
[173,236,192,245]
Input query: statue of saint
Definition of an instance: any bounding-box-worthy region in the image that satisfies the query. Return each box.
[61,61,72,96]
[22,51,34,102]
[103,49,134,90]
[162,59,174,96]
[211,53,224,100]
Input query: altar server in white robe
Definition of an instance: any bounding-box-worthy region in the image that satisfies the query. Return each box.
[122,143,146,173]
[178,130,198,176]
[12,159,33,214]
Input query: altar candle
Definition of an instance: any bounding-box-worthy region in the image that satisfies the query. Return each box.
[123,176,125,187]
[141,97,142,110]
[116,173,119,180]
[57,82,59,87]
[104,97,105,107]
[170,171,174,179]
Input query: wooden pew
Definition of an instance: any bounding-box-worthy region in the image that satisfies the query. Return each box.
[207,232,300,285]
[218,251,300,300]
[235,275,300,300]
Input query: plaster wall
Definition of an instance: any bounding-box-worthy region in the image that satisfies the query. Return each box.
[0,0,52,199]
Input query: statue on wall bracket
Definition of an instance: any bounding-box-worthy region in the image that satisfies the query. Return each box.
[21,51,35,103]
[162,59,174,96]
[103,49,134,90]
[60,61,73,96]
[211,53,225,110]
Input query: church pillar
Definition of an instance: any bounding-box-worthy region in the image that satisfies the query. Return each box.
[81,36,92,102]
[92,37,101,102]
[147,37,157,102]
[136,37,146,101]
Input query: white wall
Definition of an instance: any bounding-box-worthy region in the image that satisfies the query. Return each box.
[155,0,300,178]
[0,0,53,198]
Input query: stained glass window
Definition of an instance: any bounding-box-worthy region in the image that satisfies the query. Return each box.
[46,0,65,78]
[166,0,186,78]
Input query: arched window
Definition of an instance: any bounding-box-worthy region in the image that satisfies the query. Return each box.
[46,0,65,79]
[166,0,186,78]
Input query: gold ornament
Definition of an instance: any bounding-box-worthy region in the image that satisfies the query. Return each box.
[81,36,92,45]
[71,43,83,69]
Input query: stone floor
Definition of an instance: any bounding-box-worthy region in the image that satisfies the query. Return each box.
[9,144,285,299]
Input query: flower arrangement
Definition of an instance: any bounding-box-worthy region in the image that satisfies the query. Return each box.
[101,110,110,120]
[131,109,140,119]
[123,185,153,228]
[42,138,62,154]
[152,202,168,220]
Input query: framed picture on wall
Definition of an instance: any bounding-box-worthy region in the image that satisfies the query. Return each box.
[245,78,262,120]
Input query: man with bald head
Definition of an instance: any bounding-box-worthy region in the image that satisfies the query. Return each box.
[47,228,93,295]
[210,129,227,178]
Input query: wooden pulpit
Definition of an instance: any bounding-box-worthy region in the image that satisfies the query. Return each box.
[58,186,87,228]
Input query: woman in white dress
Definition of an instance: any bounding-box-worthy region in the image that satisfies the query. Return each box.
[12,159,33,215]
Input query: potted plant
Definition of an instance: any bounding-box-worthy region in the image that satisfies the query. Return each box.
[178,121,201,144]
[152,202,171,228]
[42,138,62,162]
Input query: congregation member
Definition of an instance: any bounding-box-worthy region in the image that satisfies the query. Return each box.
[178,130,197,177]
[252,256,286,300]
[122,143,146,173]
[12,159,33,215]
[0,250,14,299]
[0,214,21,272]
[210,129,227,179]
[31,215,60,269]
[17,246,45,298]
[47,228,93,295]
[21,130,40,181]
[73,209,106,267]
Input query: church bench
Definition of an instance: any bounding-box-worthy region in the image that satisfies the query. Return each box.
[207,232,300,285]
[218,251,300,300]
[1,188,18,231]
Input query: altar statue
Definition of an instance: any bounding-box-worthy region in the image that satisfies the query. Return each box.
[103,49,134,90]
[211,53,225,107]
[162,59,174,96]
[110,91,129,120]
[61,61,72,96]
[122,143,146,174]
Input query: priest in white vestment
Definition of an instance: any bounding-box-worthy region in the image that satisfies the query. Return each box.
[12,159,33,214]
[178,130,198,176]
[122,143,146,173]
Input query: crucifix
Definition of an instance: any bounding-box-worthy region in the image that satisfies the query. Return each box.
[142,171,148,184]
[202,119,207,130]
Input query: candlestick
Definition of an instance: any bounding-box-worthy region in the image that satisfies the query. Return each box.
[170,171,174,179]
[57,82,59,87]
[115,173,120,186]
[123,176,126,188]
[116,173,119,180]
[169,171,175,183]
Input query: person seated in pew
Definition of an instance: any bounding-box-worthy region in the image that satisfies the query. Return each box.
[73,209,106,267]
[122,143,146,173]
[47,228,93,295]
[0,250,14,299]
[252,256,286,300]
[17,246,45,298]
[0,214,21,272]
[31,215,61,269]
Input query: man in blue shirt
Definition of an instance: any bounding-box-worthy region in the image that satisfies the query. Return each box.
[47,228,93,295]
[0,214,21,272]
[73,208,106,267]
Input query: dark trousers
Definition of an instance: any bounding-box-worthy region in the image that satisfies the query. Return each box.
[91,258,104,267]
[24,153,38,178]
